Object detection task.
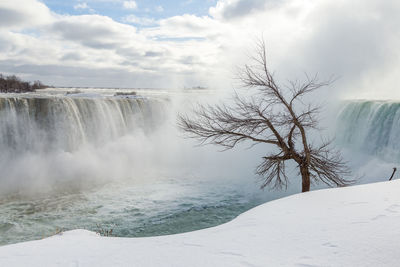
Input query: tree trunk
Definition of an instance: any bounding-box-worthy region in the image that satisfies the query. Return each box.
[300,165,311,192]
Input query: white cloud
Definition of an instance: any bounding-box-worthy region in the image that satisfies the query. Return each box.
[123,15,157,26]
[73,2,95,13]
[123,1,137,10]
[0,0,53,29]
[0,0,399,97]
[209,0,270,20]
[74,3,89,10]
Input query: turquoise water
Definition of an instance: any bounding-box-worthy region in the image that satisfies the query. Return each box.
[0,176,273,246]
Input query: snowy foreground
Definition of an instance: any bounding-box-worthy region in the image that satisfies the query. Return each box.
[1,181,400,267]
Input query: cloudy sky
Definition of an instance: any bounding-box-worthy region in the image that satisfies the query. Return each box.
[0,0,399,98]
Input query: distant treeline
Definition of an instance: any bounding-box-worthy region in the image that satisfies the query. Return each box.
[0,74,48,93]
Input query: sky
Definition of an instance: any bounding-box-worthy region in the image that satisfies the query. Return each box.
[0,0,399,98]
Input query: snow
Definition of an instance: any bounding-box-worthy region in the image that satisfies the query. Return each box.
[1,180,400,266]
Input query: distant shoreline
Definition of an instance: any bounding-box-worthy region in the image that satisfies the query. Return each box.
[0,74,48,93]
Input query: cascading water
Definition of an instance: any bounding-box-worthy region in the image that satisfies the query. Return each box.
[336,100,400,161]
[0,96,164,153]
[0,89,278,246]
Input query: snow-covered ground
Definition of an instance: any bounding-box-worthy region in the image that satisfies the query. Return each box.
[1,180,399,267]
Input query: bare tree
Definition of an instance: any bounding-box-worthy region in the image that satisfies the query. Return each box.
[178,40,353,192]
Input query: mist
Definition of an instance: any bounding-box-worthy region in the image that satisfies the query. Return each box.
[0,90,298,199]
[0,89,304,245]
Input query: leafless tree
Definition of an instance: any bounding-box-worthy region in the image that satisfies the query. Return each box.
[178,40,353,192]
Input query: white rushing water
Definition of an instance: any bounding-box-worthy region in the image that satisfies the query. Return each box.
[0,96,164,153]
[337,100,400,161]
[0,90,169,195]
[335,100,400,184]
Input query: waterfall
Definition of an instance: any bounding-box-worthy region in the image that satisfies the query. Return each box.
[0,96,166,153]
[0,92,278,246]
[0,94,169,194]
[336,100,400,161]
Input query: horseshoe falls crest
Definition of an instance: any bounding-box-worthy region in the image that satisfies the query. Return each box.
[0,96,163,153]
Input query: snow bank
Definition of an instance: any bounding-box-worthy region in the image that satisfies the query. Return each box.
[1,180,400,267]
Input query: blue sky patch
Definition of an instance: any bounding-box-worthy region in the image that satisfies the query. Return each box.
[42,0,216,26]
